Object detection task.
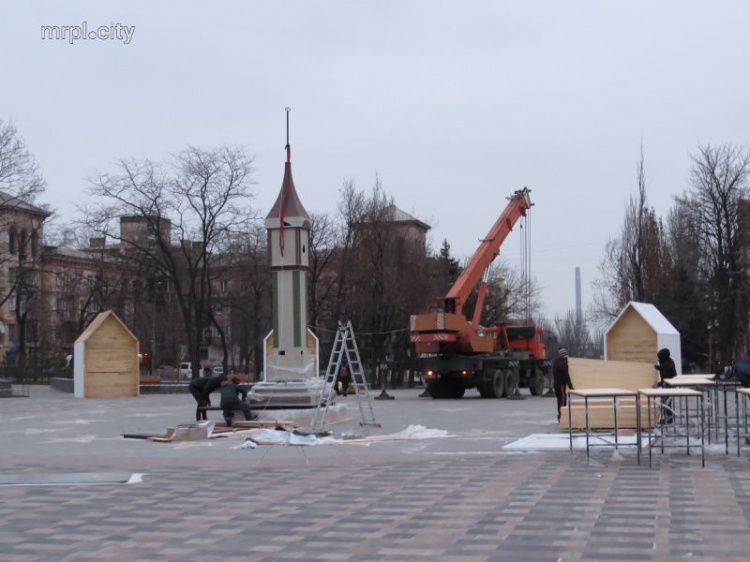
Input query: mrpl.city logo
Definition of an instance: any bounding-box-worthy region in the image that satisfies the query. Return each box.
[41,22,135,45]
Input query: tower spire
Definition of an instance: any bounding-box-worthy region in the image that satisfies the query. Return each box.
[285,106,291,163]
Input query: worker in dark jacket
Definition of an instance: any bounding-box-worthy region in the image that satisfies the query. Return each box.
[553,348,575,422]
[654,348,677,424]
[220,376,253,426]
[335,362,351,397]
[189,373,227,421]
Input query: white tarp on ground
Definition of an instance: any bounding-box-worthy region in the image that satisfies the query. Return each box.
[340,425,449,443]
[234,424,450,449]
[504,433,640,451]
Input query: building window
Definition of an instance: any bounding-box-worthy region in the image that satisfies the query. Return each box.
[8,228,16,255]
[57,299,70,319]
[220,280,228,294]
[31,231,39,258]
[18,229,27,261]
[8,267,16,284]
[8,324,16,342]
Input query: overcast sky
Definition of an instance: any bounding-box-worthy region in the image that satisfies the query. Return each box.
[2,1,750,322]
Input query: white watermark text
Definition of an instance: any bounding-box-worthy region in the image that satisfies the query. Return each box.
[41,22,135,45]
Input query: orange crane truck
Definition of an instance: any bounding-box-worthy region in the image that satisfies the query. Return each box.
[409,188,551,399]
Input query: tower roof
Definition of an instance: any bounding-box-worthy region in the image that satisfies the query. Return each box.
[265,161,310,223]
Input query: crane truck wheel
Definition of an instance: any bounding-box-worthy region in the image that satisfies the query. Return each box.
[427,381,448,399]
[478,369,505,398]
[446,381,465,399]
[528,369,545,396]
[504,370,519,398]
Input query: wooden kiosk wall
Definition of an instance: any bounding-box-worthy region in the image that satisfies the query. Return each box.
[74,311,139,398]
[606,307,658,363]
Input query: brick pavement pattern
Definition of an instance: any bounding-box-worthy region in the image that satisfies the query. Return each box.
[3,453,750,561]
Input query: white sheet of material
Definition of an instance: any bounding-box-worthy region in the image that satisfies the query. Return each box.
[504,433,640,451]
[236,424,451,448]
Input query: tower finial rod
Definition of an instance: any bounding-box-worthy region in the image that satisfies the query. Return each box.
[285,107,291,163]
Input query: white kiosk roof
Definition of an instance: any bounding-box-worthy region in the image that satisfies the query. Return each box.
[606,301,679,336]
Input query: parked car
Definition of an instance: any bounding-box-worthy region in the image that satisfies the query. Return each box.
[212,366,224,376]
[179,362,198,380]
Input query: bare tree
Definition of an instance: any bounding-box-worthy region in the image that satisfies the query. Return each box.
[332,179,366,324]
[660,200,709,369]
[308,211,337,332]
[228,224,270,379]
[335,177,433,369]
[0,120,46,201]
[477,261,543,326]
[592,145,668,327]
[0,120,48,358]
[85,145,255,378]
[554,310,597,358]
[679,143,750,367]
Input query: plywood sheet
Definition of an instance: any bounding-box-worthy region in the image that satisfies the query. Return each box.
[85,371,138,398]
[560,400,661,430]
[568,357,657,391]
[85,352,137,373]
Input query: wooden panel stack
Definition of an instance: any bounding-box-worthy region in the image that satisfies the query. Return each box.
[606,307,658,363]
[559,357,659,430]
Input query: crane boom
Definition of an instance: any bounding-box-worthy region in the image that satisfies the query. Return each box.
[408,187,549,401]
[409,187,534,356]
[446,188,531,314]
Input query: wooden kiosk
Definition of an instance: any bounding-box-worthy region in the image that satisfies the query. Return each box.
[73,311,140,398]
[605,301,682,374]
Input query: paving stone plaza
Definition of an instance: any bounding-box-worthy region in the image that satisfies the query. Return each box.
[3,387,750,561]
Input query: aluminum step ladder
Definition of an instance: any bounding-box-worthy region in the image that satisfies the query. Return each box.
[311,321,378,430]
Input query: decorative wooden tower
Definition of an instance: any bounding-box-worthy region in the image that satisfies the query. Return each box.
[253,108,321,407]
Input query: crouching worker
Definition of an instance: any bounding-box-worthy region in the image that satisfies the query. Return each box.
[220,376,253,426]
[189,372,227,421]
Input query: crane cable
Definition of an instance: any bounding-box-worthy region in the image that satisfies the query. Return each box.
[519,211,531,322]
[527,211,532,321]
